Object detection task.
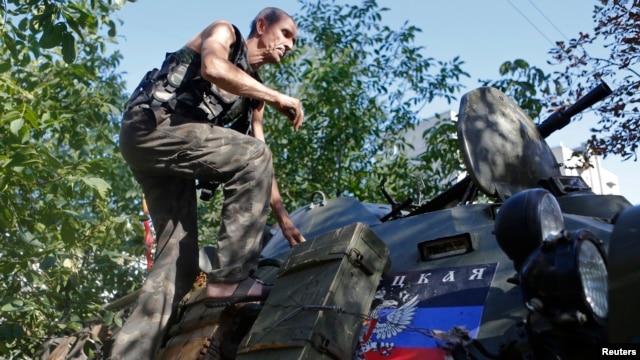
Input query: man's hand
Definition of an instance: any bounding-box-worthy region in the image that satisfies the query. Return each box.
[279,216,306,248]
[269,94,304,131]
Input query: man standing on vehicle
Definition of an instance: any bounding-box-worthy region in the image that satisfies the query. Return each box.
[111,7,306,359]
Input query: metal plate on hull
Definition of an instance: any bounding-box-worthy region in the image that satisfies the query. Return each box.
[457,87,560,199]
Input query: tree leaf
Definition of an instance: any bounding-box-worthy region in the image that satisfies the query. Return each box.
[61,32,77,64]
[9,118,24,135]
[81,176,111,198]
[39,23,67,49]
[40,256,57,271]
[63,258,75,268]
[22,107,38,128]
[0,58,11,73]
[1,299,24,312]
[18,229,43,247]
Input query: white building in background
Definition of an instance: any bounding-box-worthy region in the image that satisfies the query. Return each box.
[404,110,457,161]
[403,112,621,196]
[550,143,621,196]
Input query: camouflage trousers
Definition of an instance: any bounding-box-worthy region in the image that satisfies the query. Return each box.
[110,105,272,359]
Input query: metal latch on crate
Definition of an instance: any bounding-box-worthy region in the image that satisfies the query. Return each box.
[346,247,374,276]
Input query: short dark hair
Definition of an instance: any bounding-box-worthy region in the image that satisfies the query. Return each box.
[248,7,292,38]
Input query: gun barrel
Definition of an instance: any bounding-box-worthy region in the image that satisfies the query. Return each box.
[537,82,612,138]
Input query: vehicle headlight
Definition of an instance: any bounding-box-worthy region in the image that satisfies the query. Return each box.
[579,239,608,319]
[494,188,564,271]
[519,229,608,325]
[539,193,564,238]
[494,188,608,325]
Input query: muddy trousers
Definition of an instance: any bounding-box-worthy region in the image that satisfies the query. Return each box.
[109,105,272,359]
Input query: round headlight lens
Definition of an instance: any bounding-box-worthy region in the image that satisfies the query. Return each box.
[579,239,608,319]
[495,189,565,271]
[539,193,564,240]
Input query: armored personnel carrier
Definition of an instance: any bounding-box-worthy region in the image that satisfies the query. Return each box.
[41,83,640,359]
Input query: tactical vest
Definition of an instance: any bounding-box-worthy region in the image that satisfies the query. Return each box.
[126,25,260,134]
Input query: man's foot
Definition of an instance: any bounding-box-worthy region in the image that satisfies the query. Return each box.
[204,276,272,308]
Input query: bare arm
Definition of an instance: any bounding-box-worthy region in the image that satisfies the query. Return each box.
[193,21,303,130]
[252,105,306,247]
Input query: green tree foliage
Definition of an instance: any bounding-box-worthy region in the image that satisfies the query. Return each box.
[481,59,563,121]
[261,0,469,207]
[549,0,640,160]
[0,0,145,357]
[480,1,639,164]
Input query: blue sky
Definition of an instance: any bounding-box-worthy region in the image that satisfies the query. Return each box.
[113,0,639,204]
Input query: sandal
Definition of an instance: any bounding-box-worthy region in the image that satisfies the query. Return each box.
[204,275,272,308]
